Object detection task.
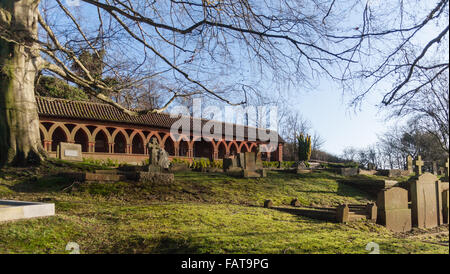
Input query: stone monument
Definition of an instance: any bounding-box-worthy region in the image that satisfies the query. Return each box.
[139,138,173,184]
[376,187,412,232]
[57,142,82,162]
[407,155,413,174]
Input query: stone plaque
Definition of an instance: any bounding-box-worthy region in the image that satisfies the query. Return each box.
[58,142,82,162]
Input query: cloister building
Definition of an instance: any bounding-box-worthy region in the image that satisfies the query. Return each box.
[36,97,284,164]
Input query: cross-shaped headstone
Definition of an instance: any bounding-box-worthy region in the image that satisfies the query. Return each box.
[148,138,159,150]
[414,155,424,175]
[445,158,449,178]
[147,138,160,166]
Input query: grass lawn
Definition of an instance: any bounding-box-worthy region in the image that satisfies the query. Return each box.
[0,161,448,254]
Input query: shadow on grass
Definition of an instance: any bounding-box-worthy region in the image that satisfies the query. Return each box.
[9,176,75,193]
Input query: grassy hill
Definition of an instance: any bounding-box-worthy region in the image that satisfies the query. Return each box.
[0,161,447,254]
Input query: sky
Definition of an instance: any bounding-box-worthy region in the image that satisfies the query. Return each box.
[291,81,396,156]
[42,1,445,157]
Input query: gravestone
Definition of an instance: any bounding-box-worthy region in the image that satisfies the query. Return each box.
[407,155,413,174]
[255,149,263,169]
[410,173,442,228]
[376,187,412,232]
[414,155,424,175]
[432,161,438,176]
[336,204,350,223]
[443,190,449,224]
[290,198,301,207]
[367,163,376,170]
[57,142,82,161]
[444,158,449,181]
[241,152,266,178]
[264,200,273,208]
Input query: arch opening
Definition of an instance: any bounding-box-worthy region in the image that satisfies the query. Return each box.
[74,129,89,152]
[114,131,127,153]
[95,130,109,153]
[51,127,68,151]
[132,134,145,154]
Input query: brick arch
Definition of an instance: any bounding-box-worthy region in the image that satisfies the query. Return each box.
[48,122,72,142]
[70,125,92,142]
[111,128,131,144]
[249,142,258,152]
[39,122,50,140]
[239,142,250,152]
[145,131,162,144]
[130,130,146,154]
[227,141,239,155]
[129,130,146,144]
[92,126,113,143]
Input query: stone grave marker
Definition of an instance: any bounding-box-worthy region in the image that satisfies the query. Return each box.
[414,155,424,175]
[376,187,412,232]
[407,155,413,174]
[410,173,442,228]
[432,161,438,176]
[57,142,82,161]
[443,190,449,224]
[242,152,266,178]
[445,158,449,181]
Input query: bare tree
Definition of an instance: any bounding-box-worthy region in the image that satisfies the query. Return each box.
[0,0,351,165]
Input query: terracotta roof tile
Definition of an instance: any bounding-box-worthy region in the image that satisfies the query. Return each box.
[36,96,284,143]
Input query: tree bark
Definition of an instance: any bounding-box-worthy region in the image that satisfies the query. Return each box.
[0,0,46,166]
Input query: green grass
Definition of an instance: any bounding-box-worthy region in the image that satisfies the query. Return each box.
[0,164,448,254]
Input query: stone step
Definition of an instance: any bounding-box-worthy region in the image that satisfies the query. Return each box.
[349,213,367,221]
[94,169,119,174]
[85,173,126,182]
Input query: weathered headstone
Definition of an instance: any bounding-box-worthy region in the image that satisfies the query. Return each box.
[241,152,266,178]
[443,190,449,224]
[407,155,413,174]
[366,203,377,222]
[339,167,358,176]
[264,200,273,208]
[57,142,82,161]
[432,161,438,176]
[336,204,349,223]
[410,173,442,228]
[414,155,424,175]
[290,198,301,207]
[367,163,376,170]
[377,187,412,232]
[445,158,449,181]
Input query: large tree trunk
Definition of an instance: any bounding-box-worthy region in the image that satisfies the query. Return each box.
[0,0,46,166]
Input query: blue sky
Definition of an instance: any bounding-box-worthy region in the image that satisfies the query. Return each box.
[44,1,445,157]
[291,80,395,156]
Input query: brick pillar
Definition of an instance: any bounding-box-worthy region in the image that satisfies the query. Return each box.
[109,143,114,153]
[174,142,180,157]
[278,143,283,162]
[43,140,50,152]
[127,144,132,154]
[88,142,95,153]
[213,148,219,160]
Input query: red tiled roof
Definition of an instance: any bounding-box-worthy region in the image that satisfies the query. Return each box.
[36,96,284,143]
